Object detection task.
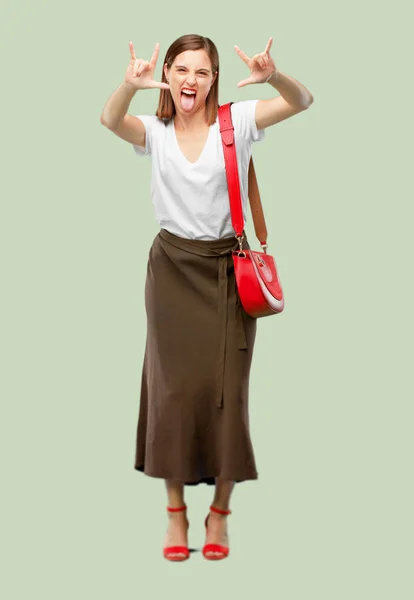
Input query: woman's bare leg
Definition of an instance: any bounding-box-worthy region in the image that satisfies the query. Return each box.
[165,478,186,508]
[204,478,235,557]
[164,479,189,558]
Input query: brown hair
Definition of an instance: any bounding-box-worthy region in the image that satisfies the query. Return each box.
[155,34,219,126]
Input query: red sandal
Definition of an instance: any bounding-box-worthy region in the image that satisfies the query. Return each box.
[163,505,190,561]
[202,505,232,560]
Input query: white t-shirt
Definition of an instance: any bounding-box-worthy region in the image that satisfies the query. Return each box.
[132,99,265,240]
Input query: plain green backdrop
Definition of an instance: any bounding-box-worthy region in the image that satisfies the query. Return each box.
[1,0,412,598]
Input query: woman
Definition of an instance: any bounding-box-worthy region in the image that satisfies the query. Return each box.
[100,33,313,561]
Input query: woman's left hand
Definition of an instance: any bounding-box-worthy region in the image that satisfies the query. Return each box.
[234,37,278,87]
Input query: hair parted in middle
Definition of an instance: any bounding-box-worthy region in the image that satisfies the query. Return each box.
[156,34,219,126]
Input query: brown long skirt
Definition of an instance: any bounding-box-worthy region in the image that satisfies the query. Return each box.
[134,227,258,485]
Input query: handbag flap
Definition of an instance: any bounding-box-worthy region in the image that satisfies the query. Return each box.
[248,250,283,299]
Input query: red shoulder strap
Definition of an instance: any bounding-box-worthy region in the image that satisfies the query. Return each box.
[218,102,268,247]
[218,102,244,238]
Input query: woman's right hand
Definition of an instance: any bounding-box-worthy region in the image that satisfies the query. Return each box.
[125,42,170,92]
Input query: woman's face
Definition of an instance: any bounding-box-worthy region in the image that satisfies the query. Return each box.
[164,49,217,115]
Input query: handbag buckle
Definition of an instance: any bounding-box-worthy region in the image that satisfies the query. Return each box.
[234,233,247,258]
[235,233,244,253]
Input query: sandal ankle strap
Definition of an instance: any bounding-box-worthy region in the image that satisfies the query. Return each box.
[209,504,232,516]
[167,504,187,512]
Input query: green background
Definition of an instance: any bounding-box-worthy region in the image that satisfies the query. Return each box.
[2,0,412,598]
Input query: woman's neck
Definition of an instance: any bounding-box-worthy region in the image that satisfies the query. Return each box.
[173,109,209,133]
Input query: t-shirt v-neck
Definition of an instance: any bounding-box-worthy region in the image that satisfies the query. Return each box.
[172,121,213,166]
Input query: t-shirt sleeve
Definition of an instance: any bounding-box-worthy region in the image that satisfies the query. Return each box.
[132,114,154,156]
[231,99,265,144]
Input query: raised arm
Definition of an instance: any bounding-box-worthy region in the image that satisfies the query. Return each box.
[255,71,314,130]
[100,41,170,147]
[100,82,146,147]
[234,37,314,130]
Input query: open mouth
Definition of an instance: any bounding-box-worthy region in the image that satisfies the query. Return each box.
[181,88,197,97]
[180,89,197,108]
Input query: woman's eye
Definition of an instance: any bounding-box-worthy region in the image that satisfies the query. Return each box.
[178,69,207,75]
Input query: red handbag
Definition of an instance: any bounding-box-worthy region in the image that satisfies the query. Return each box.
[218,102,285,318]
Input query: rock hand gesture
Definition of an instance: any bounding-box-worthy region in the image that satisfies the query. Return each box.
[125,41,170,91]
[234,37,278,87]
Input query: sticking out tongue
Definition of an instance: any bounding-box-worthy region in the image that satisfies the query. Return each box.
[181,92,196,110]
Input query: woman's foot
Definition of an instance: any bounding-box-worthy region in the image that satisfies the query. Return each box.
[163,508,189,560]
[203,509,230,559]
